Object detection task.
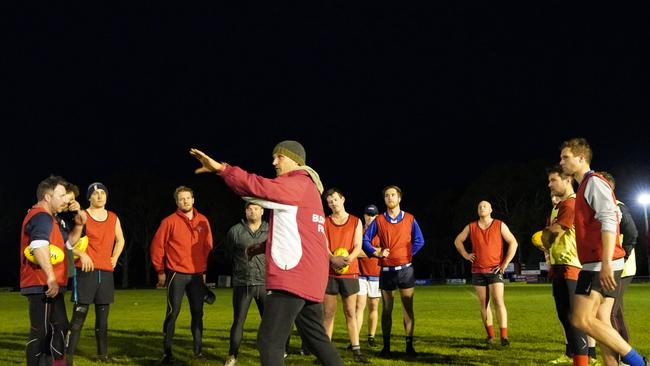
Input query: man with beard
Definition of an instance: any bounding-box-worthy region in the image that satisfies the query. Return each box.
[542,166,589,365]
[362,185,425,357]
[21,176,86,366]
[150,186,214,363]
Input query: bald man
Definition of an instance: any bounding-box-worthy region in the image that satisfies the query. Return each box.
[454,201,518,347]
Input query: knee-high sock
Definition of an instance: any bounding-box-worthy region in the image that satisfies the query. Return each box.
[66,303,89,357]
[95,304,110,357]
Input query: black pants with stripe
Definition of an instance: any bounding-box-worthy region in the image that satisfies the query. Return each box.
[163,272,205,355]
[552,276,588,356]
[26,293,68,366]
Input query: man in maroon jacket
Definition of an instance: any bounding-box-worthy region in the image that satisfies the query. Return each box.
[191,140,343,366]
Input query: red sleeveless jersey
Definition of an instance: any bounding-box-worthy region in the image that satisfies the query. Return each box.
[375,212,415,267]
[20,206,68,289]
[574,172,625,264]
[469,219,504,273]
[359,234,381,277]
[79,209,118,271]
[326,214,360,277]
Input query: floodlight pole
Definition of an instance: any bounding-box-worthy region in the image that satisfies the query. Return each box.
[642,205,649,278]
[642,204,648,235]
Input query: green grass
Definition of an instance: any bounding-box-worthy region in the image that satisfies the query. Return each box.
[1,284,649,365]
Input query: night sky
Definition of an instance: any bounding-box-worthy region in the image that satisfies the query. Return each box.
[3,4,650,285]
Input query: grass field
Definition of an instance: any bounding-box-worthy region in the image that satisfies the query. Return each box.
[1,283,648,365]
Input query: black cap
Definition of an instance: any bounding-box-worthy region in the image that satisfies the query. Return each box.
[364,204,379,216]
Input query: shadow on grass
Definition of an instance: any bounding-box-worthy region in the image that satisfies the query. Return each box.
[0,331,26,365]
[1,328,558,365]
[350,333,557,366]
[105,327,241,365]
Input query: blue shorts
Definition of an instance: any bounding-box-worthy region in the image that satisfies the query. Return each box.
[379,266,415,290]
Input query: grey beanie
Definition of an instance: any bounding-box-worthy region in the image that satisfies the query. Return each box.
[272,140,306,166]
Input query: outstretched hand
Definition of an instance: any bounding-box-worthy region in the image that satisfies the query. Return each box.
[190,148,224,174]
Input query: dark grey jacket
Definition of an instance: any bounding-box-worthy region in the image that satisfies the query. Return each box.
[223,219,268,286]
[618,201,638,260]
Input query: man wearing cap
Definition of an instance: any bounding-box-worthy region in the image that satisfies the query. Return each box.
[150,186,214,363]
[362,185,425,357]
[66,182,125,364]
[222,202,268,366]
[355,204,381,349]
[190,141,343,366]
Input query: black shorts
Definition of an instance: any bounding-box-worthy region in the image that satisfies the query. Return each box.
[575,270,622,298]
[72,269,114,304]
[325,277,360,297]
[471,271,504,286]
[379,266,415,291]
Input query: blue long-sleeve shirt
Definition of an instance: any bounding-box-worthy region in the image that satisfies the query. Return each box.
[362,210,425,257]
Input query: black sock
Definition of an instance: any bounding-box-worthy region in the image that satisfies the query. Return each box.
[383,335,390,349]
[406,336,414,348]
[588,346,596,359]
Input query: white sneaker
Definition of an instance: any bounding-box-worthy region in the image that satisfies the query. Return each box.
[223,355,237,366]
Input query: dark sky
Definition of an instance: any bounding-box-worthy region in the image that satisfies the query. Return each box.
[4,3,650,216]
